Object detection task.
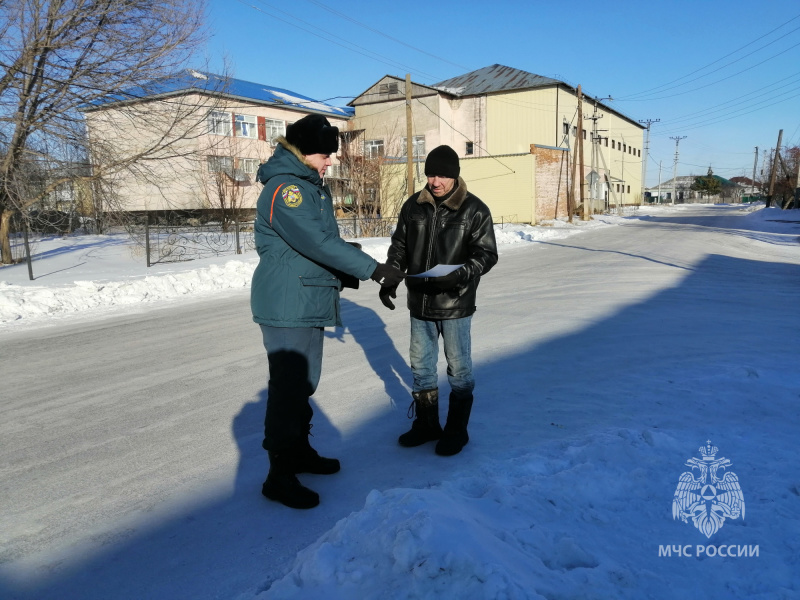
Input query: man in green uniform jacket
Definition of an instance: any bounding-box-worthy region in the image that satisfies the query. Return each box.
[251,114,404,509]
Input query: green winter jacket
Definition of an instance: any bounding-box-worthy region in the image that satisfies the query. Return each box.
[251,138,377,327]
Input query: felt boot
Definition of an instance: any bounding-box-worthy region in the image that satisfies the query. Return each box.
[435,392,473,456]
[398,389,443,447]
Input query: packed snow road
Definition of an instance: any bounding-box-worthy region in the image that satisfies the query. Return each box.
[1,205,798,599]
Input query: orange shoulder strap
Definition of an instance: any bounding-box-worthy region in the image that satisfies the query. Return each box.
[269,182,286,225]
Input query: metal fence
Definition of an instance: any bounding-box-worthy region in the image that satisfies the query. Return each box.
[145,220,255,267]
[8,232,33,263]
[143,213,525,267]
[335,215,397,238]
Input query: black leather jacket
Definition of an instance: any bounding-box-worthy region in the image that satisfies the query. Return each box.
[387,178,498,319]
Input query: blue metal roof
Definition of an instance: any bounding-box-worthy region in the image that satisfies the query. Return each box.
[84,69,354,117]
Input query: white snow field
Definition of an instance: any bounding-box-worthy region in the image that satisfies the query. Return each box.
[0,203,798,600]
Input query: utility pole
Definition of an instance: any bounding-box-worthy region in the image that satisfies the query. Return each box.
[567,118,575,223]
[751,147,759,202]
[576,86,588,220]
[587,99,605,216]
[638,118,659,201]
[656,160,662,204]
[767,129,782,209]
[405,74,414,197]
[794,159,800,209]
[670,136,687,205]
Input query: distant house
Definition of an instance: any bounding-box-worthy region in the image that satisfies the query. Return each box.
[645,172,747,204]
[81,70,353,215]
[347,64,645,222]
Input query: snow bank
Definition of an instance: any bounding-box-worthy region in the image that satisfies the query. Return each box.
[259,428,791,600]
[0,221,613,328]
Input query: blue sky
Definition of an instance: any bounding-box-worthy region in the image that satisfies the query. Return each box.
[205,0,800,187]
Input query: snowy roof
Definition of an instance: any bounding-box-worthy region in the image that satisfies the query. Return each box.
[83,69,354,118]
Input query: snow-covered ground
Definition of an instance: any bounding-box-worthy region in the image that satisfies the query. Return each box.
[0,212,615,329]
[1,203,799,600]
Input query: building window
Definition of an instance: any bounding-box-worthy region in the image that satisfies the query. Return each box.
[208,111,232,136]
[627,185,630,193]
[401,135,426,157]
[622,143,627,152]
[207,155,233,173]
[583,129,587,140]
[572,126,577,136]
[563,122,570,135]
[238,158,259,174]
[604,138,608,147]
[466,141,474,155]
[263,118,285,144]
[611,140,616,149]
[379,82,399,95]
[638,149,641,157]
[235,114,257,138]
[365,139,384,159]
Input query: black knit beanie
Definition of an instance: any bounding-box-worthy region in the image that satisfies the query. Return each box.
[286,114,339,155]
[424,145,460,178]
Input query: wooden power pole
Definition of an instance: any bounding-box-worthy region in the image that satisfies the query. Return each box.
[406,74,414,197]
[767,129,782,208]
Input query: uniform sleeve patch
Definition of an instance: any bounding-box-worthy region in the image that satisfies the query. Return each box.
[281,185,303,208]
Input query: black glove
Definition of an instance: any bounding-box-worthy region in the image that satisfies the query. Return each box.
[379,285,398,310]
[370,263,405,288]
[427,269,464,293]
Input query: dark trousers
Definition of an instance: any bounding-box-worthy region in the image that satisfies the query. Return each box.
[259,325,324,452]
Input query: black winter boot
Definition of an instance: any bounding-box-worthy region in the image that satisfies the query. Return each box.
[262,451,320,509]
[293,437,341,475]
[398,389,443,447]
[435,392,473,456]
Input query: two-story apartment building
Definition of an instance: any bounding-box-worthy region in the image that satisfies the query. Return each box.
[348,64,645,221]
[81,69,353,216]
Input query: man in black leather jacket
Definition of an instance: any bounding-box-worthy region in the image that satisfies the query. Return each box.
[380,145,498,456]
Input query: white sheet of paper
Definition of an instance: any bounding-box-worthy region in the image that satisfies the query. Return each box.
[407,264,464,278]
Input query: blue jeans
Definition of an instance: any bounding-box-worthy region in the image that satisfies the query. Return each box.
[260,325,324,452]
[409,316,474,395]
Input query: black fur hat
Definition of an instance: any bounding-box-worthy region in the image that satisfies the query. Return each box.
[286,114,339,155]
[424,145,460,178]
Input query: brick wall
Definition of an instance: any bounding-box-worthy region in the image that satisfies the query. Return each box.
[531,145,570,220]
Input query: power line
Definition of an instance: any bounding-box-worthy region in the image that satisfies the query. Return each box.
[619,39,800,102]
[233,0,445,83]
[619,12,800,100]
[299,0,471,73]
[655,89,799,135]
[658,71,800,125]
[413,97,516,176]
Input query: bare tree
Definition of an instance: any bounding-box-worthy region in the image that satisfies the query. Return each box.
[0,0,209,264]
[332,124,412,236]
[200,137,266,231]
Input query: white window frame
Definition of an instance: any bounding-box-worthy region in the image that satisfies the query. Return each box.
[365,139,384,159]
[234,114,257,139]
[208,111,232,136]
[238,158,259,174]
[263,118,285,145]
[401,135,426,158]
[207,155,233,174]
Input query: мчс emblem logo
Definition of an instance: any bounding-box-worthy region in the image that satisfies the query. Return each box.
[672,441,745,538]
[282,185,303,208]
